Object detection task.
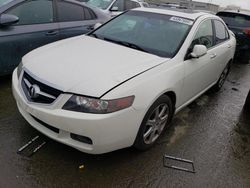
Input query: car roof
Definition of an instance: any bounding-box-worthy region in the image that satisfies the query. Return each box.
[134,7,210,20]
[217,10,250,16]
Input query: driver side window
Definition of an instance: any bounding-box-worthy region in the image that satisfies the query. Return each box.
[6,0,53,25]
[191,19,214,49]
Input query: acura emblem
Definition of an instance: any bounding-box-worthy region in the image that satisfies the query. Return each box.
[29,84,40,99]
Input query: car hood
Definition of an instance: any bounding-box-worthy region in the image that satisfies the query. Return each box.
[23,35,168,98]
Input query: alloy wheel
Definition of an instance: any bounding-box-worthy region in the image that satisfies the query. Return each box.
[218,66,229,88]
[143,104,169,144]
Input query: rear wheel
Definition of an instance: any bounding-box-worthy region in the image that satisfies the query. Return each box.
[212,63,230,92]
[134,95,173,150]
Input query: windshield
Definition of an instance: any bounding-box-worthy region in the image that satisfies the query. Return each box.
[86,0,113,10]
[0,0,13,7]
[91,11,193,58]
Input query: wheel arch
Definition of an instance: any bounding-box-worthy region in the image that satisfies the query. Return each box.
[163,91,176,112]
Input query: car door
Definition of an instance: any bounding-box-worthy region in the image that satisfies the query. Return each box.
[56,0,98,39]
[180,19,219,104]
[0,0,59,75]
[110,0,140,17]
[212,19,233,78]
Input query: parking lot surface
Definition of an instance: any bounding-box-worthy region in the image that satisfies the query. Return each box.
[0,63,250,188]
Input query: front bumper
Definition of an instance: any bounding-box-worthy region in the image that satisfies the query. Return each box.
[12,69,143,154]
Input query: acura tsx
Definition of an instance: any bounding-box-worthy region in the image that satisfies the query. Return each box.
[12,8,236,154]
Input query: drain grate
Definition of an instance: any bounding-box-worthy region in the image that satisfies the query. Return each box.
[163,155,195,173]
[17,135,47,157]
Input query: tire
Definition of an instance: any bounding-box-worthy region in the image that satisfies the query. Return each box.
[212,63,230,92]
[244,90,250,111]
[134,95,174,151]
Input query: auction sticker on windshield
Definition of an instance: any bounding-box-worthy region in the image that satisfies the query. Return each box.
[170,17,194,25]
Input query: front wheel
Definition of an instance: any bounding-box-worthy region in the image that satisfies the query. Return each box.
[134,95,174,151]
[212,64,230,92]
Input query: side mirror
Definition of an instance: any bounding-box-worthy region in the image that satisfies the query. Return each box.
[110,6,119,11]
[0,14,19,27]
[190,45,207,58]
[93,23,102,30]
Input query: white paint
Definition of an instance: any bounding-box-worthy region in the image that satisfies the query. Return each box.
[13,9,236,154]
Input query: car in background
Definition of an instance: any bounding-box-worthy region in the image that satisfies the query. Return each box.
[13,8,236,154]
[150,3,187,10]
[217,10,250,64]
[0,0,109,76]
[84,0,149,17]
[194,10,215,15]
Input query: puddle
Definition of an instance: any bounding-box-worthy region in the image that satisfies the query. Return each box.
[196,95,209,106]
[177,107,191,119]
[167,125,189,146]
[164,106,192,146]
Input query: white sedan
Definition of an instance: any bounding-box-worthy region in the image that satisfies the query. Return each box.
[12,8,236,154]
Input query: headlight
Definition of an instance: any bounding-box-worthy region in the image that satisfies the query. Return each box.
[17,61,23,78]
[62,95,135,114]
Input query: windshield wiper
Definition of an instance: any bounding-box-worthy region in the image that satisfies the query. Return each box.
[89,33,100,39]
[121,41,149,53]
[102,37,149,53]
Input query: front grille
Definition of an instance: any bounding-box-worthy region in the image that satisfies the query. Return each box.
[31,115,59,134]
[21,71,62,104]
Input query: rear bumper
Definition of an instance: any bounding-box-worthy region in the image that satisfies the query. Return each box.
[12,69,143,154]
[235,35,250,58]
[236,44,250,52]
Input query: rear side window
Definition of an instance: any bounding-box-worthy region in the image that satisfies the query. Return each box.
[214,20,229,45]
[6,0,53,25]
[57,1,84,22]
[83,7,97,20]
[217,12,250,28]
[57,1,96,21]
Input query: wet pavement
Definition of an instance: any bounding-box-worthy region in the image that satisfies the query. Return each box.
[0,63,250,188]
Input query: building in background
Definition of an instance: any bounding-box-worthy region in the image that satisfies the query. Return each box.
[224,5,241,10]
[182,0,219,12]
[148,0,220,13]
[219,5,250,12]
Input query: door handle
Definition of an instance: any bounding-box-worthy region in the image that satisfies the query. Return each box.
[227,44,232,48]
[46,30,58,36]
[210,53,217,59]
